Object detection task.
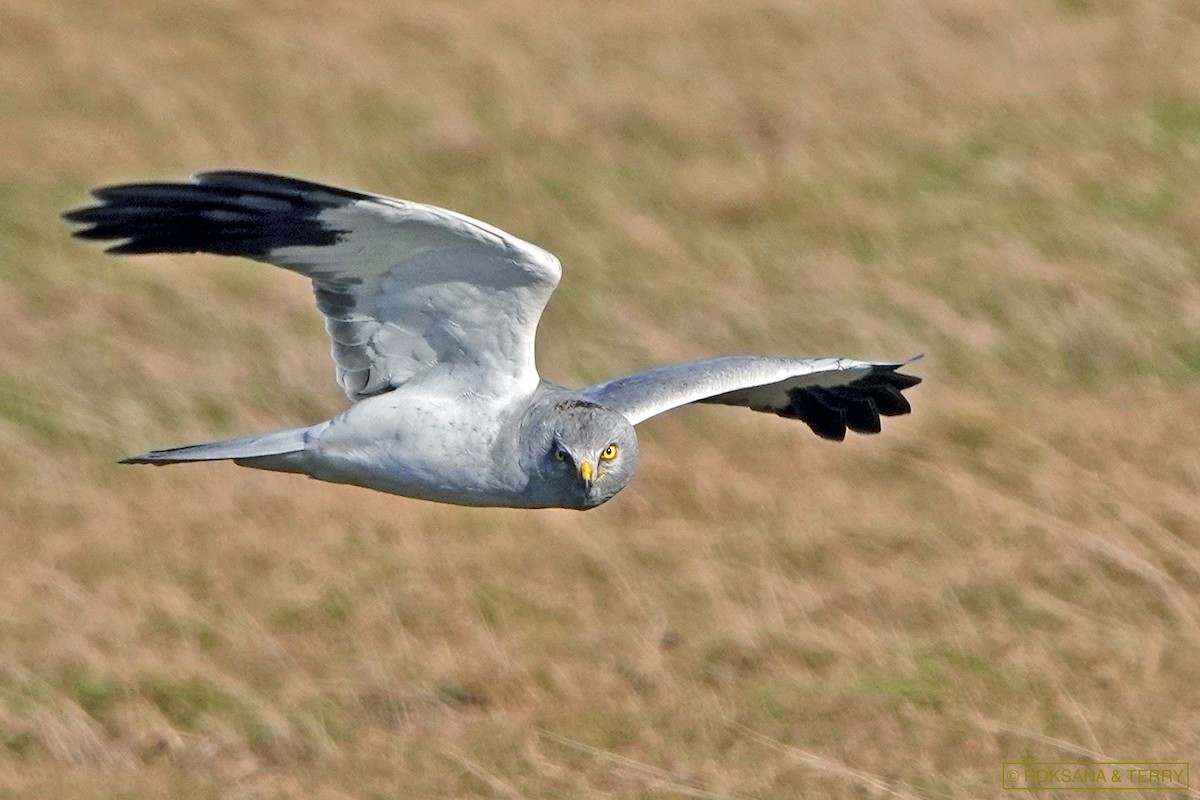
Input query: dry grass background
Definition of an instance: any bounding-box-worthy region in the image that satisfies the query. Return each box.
[2,0,1200,797]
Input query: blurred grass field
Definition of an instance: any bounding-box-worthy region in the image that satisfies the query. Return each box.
[3,0,1200,797]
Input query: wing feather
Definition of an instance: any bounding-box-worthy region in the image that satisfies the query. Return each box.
[65,171,561,399]
[581,355,922,440]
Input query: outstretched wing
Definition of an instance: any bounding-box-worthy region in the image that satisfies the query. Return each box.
[581,356,922,441]
[65,171,561,400]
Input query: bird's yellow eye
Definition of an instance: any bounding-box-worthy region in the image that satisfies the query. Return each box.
[600,443,618,461]
[553,448,566,462]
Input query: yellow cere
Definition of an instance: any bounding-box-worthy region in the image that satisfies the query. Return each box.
[600,444,618,460]
[579,461,593,482]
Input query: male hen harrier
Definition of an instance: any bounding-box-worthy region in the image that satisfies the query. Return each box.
[66,172,921,510]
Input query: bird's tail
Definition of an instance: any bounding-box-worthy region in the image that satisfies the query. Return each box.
[121,425,316,471]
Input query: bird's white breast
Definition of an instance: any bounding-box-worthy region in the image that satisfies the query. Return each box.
[304,378,533,506]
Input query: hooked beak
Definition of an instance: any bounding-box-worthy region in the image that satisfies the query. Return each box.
[579,460,594,488]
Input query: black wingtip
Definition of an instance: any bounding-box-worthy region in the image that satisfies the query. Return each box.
[192,170,374,203]
[783,361,922,441]
[886,371,923,390]
[63,172,350,259]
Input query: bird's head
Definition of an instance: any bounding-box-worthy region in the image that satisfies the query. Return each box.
[536,399,639,509]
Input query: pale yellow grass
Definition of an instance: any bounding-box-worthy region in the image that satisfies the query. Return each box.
[2,0,1200,797]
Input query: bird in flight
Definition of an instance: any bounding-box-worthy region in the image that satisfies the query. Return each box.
[65,172,921,510]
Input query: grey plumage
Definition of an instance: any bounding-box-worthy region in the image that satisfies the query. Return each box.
[66,171,921,510]
[119,425,316,465]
